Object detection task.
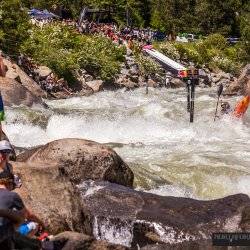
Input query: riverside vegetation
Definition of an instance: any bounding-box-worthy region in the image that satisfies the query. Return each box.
[0,0,250,87]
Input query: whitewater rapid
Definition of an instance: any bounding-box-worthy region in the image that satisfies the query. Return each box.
[4,87,250,199]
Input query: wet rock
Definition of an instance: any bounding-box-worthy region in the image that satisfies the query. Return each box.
[86,80,104,93]
[34,65,52,79]
[3,58,47,98]
[0,77,45,107]
[116,77,138,89]
[78,181,250,248]
[50,231,128,250]
[169,78,185,88]
[17,138,134,187]
[78,84,94,96]
[13,162,85,234]
[226,64,250,95]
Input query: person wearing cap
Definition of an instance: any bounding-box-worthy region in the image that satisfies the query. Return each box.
[0,140,20,188]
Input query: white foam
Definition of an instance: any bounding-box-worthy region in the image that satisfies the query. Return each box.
[4,88,250,199]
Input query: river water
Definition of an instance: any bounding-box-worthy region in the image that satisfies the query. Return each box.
[4,87,250,200]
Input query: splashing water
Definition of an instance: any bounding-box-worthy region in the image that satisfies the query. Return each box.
[4,87,250,199]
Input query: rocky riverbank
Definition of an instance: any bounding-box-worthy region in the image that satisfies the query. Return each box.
[1,54,249,105]
[11,138,250,249]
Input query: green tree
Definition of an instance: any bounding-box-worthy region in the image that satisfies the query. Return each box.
[0,0,30,56]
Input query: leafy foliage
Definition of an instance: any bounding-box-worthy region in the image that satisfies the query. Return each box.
[156,34,244,74]
[0,0,30,56]
[21,24,125,84]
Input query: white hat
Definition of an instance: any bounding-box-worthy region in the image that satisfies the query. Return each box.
[0,140,13,152]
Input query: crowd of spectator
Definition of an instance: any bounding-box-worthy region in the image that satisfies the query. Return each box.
[78,21,157,46]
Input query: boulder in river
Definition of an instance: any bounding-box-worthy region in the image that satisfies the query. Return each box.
[78,181,250,248]
[17,138,134,187]
[169,78,185,88]
[0,77,46,107]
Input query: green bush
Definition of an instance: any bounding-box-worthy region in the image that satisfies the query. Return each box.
[21,24,125,84]
[156,33,246,74]
[134,52,161,76]
[174,42,203,64]
[155,42,180,60]
[209,56,241,74]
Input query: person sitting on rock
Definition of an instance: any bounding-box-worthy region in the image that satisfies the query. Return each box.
[0,171,45,249]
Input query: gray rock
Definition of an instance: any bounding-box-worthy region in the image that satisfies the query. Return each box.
[3,58,46,98]
[169,78,185,88]
[78,181,250,249]
[86,80,104,92]
[34,65,52,79]
[0,77,46,107]
[17,138,134,187]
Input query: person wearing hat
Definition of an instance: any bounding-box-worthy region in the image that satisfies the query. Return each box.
[0,140,20,188]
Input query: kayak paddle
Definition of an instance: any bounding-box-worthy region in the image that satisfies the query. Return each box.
[214,83,223,121]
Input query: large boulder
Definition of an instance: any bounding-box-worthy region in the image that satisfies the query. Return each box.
[3,58,47,98]
[78,181,250,249]
[14,139,133,235]
[17,138,134,187]
[50,231,128,250]
[0,77,45,107]
[13,162,85,235]
[225,64,250,95]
